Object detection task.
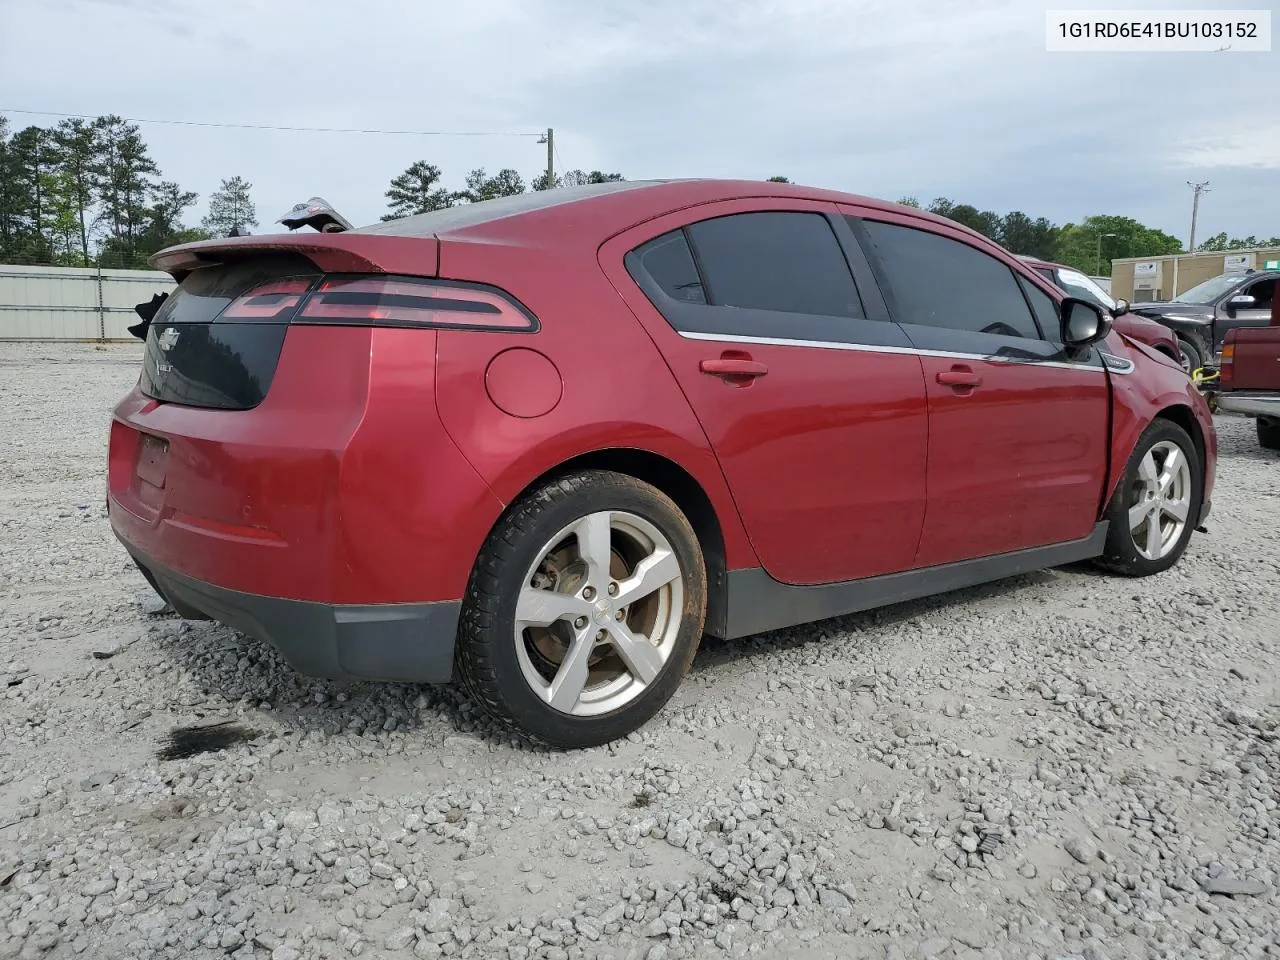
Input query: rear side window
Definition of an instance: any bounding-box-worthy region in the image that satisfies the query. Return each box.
[631,231,707,304]
[860,220,1041,340]
[687,212,862,318]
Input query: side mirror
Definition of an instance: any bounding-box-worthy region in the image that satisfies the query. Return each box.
[1111,297,1130,317]
[1226,294,1257,312]
[1061,296,1112,347]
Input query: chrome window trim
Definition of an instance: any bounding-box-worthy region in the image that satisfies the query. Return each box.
[676,330,1106,373]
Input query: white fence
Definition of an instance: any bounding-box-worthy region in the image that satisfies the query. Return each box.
[0,264,175,342]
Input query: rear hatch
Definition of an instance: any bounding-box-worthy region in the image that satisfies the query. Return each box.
[110,241,536,602]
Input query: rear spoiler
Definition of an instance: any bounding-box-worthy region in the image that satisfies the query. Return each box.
[130,232,440,341]
[149,233,436,283]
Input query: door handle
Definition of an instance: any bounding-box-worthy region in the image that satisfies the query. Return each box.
[936,367,982,388]
[700,356,769,380]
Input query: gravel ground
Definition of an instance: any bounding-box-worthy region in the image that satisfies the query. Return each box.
[1,341,1278,960]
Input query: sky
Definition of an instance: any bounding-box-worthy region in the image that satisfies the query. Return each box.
[1,0,1276,247]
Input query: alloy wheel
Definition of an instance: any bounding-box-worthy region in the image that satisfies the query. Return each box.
[1127,440,1192,561]
[514,510,684,717]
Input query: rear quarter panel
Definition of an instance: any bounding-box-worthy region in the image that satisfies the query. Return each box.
[431,237,760,570]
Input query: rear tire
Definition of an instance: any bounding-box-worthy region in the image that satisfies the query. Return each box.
[455,470,707,749]
[1094,419,1202,577]
[1259,417,1280,451]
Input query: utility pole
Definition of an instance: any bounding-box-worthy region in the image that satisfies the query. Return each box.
[1096,232,1117,277]
[538,128,554,190]
[1187,180,1210,254]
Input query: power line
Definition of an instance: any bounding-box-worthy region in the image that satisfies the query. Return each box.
[0,108,542,138]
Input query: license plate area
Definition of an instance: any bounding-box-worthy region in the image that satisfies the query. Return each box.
[136,433,169,488]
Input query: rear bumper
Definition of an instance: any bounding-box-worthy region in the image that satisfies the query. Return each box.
[1217,393,1280,418]
[127,548,460,683]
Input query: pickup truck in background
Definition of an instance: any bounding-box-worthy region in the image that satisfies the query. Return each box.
[1128,269,1278,375]
[1218,325,1280,450]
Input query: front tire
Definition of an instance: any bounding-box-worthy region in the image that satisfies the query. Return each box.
[455,470,707,748]
[1259,417,1280,451]
[1094,419,1202,577]
[1177,336,1203,375]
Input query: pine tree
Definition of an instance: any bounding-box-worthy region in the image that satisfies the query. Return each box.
[51,118,100,263]
[202,176,258,236]
[4,126,53,262]
[382,161,454,220]
[91,115,159,266]
[459,167,526,203]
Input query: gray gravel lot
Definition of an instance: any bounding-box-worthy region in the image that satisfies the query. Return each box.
[1,341,1278,960]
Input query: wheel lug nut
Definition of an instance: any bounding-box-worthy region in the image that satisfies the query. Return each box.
[615,609,625,621]
[595,630,606,641]
[607,582,618,596]
[574,616,587,629]
[582,586,596,601]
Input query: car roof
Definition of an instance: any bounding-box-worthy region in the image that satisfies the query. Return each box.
[355,178,983,246]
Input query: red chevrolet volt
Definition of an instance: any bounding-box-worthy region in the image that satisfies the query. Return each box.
[108,180,1217,747]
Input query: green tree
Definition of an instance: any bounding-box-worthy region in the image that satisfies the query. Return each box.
[202,176,257,236]
[139,181,204,256]
[51,118,100,262]
[2,126,54,263]
[925,197,954,217]
[896,196,921,208]
[564,169,623,186]
[999,211,1059,259]
[532,169,624,190]
[0,116,12,256]
[42,170,84,263]
[1054,215,1182,275]
[767,176,791,183]
[460,167,526,203]
[1197,232,1230,252]
[1197,232,1280,252]
[926,199,1002,240]
[91,115,159,265]
[382,161,454,220]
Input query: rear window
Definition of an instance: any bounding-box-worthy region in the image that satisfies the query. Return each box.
[687,212,863,318]
[152,255,318,325]
[139,255,318,411]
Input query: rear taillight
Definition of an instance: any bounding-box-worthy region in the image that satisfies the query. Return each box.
[1219,341,1234,387]
[295,276,536,331]
[220,278,315,320]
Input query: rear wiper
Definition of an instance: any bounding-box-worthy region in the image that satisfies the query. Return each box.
[128,292,169,341]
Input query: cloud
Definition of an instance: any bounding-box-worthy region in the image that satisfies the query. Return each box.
[0,0,1274,239]
[1169,123,1280,170]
